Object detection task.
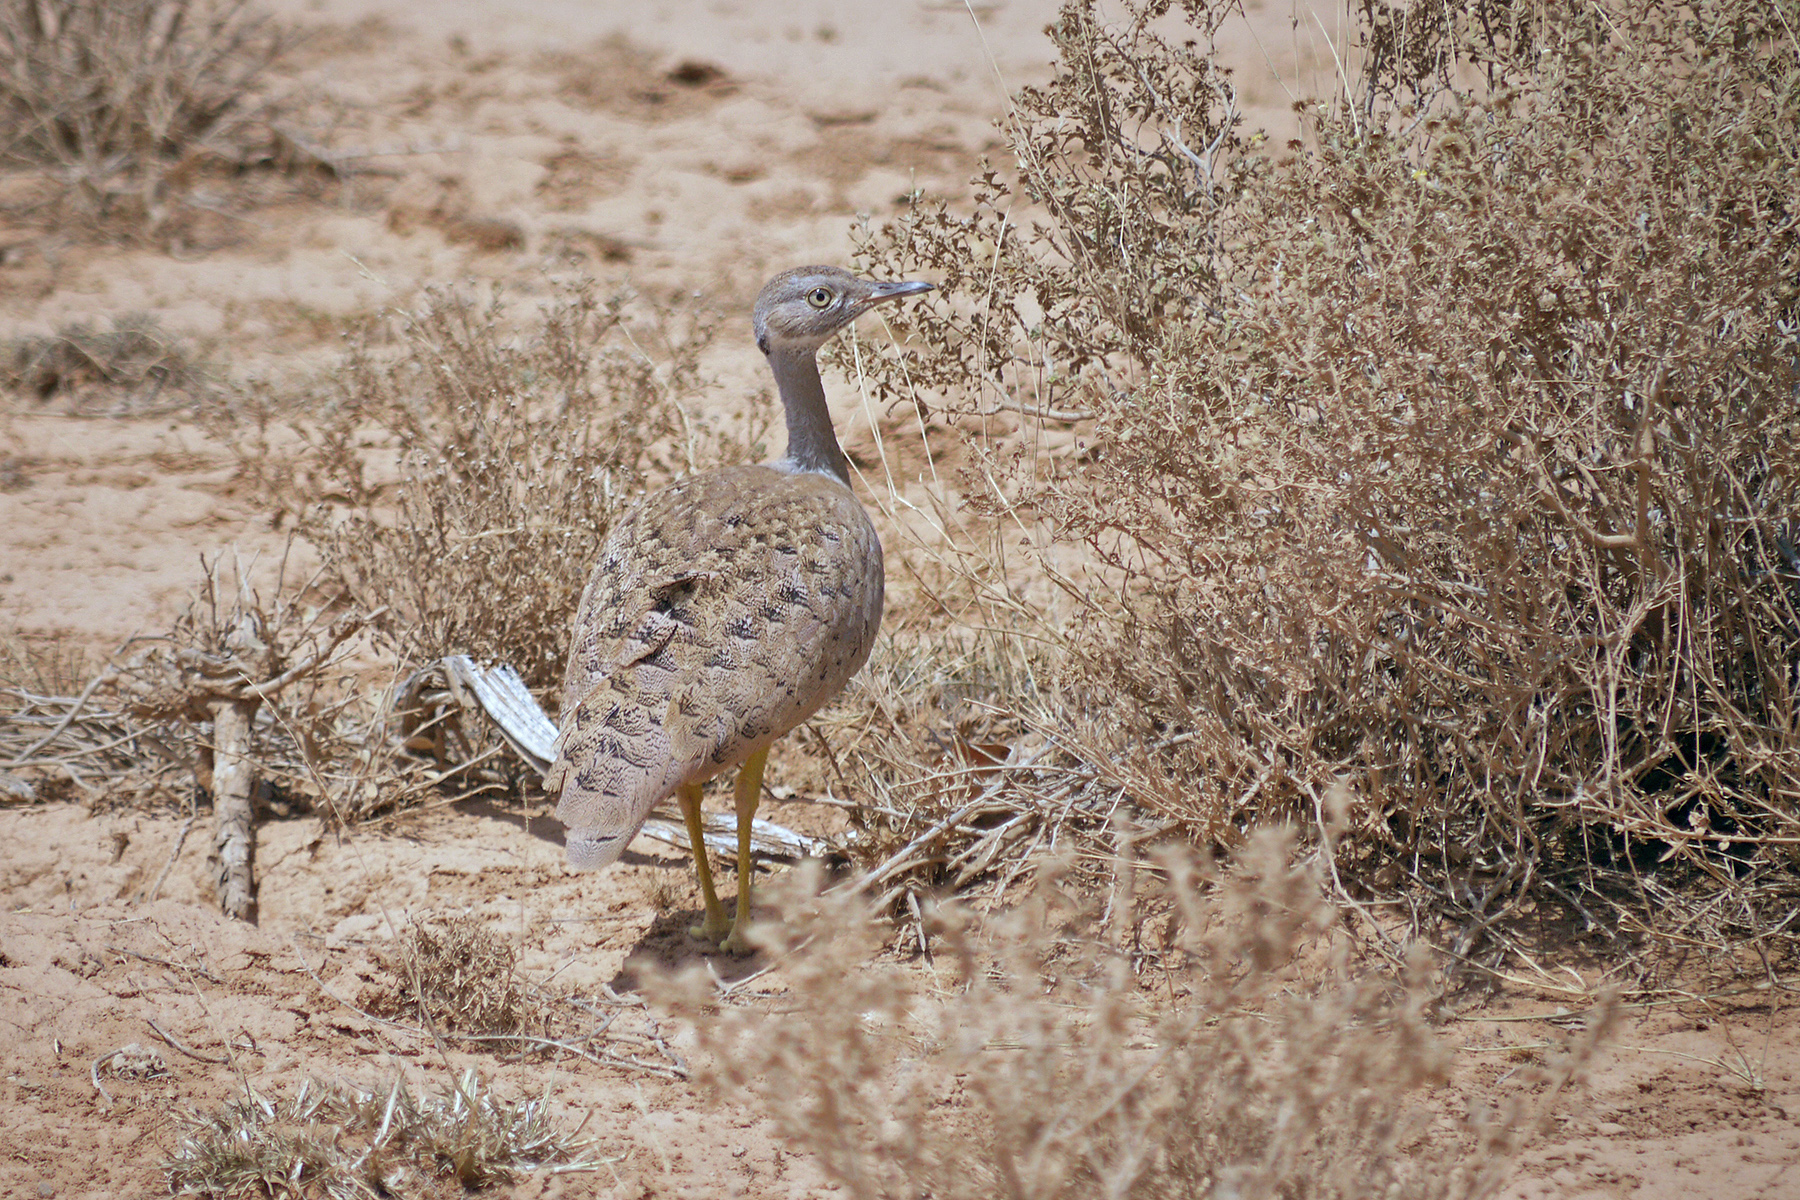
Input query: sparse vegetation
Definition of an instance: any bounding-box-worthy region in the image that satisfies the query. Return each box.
[2,318,209,413]
[661,835,1613,1200]
[165,1069,593,1196]
[249,277,742,690]
[382,913,540,1041]
[19,1,1791,1195]
[850,0,1800,971]
[0,0,318,242]
[12,0,1794,983]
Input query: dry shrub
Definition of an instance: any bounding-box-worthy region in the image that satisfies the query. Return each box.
[1,553,369,822]
[0,0,317,241]
[164,1068,591,1195]
[0,627,95,701]
[368,911,691,1077]
[3,318,208,413]
[660,833,1610,1200]
[115,550,369,785]
[1,550,503,829]
[852,0,1800,963]
[811,623,1130,908]
[252,278,742,690]
[381,913,538,1042]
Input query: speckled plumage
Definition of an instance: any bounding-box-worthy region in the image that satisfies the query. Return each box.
[544,266,930,949]
[547,464,883,866]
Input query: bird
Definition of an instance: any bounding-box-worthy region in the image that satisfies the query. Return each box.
[545,266,932,954]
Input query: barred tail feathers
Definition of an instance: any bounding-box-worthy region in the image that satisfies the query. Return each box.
[546,687,680,871]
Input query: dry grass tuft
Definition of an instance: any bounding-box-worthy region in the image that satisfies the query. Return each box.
[369,911,691,1077]
[0,631,108,804]
[850,0,1800,970]
[381,913,539,1042]
[0,0,322,242]
[164,1068,592,1196]
[657,832,1612,1200]
[0,629,97,704]
[2,318,209,413]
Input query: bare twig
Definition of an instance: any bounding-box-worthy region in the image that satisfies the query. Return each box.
[146,1018,228,1064]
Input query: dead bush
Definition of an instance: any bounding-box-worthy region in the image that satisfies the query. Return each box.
[118,549,376,917]
[381,913,539,1042]
[851,0,1800,966]
[0,0,323,242]
[657,833,1611,1200]
[810,622,1131,910]
[0,550,499,830]
[2,552,371,825]
[247,277,747,691]
[3,318,209,413]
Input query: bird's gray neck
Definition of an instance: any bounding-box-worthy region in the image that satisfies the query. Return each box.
[768,347,851,484]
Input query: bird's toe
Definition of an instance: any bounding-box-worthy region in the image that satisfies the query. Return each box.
[689,914,732,944]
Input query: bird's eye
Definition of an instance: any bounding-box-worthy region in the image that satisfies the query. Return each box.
[807,287,834,309]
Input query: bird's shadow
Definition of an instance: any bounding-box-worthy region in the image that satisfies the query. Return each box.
[451,795,768,983]
[609,911,769,992]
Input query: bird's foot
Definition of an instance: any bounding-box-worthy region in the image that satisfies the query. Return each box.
[718,921,755,956]
[688,913,732,944]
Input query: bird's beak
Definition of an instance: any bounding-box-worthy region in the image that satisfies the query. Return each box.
[866,279,933,305]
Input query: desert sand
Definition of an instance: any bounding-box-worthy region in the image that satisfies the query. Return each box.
[2,2,1797,1196]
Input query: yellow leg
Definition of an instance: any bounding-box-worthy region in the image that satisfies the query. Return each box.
[678,782,731,943]
[718,746,769,955]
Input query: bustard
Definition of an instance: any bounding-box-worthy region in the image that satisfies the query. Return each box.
[546,266,931,953]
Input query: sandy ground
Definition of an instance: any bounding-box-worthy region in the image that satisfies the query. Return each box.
[3,1,1799,1196]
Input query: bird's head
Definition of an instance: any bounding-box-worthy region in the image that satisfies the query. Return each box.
[753,266,932,356]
